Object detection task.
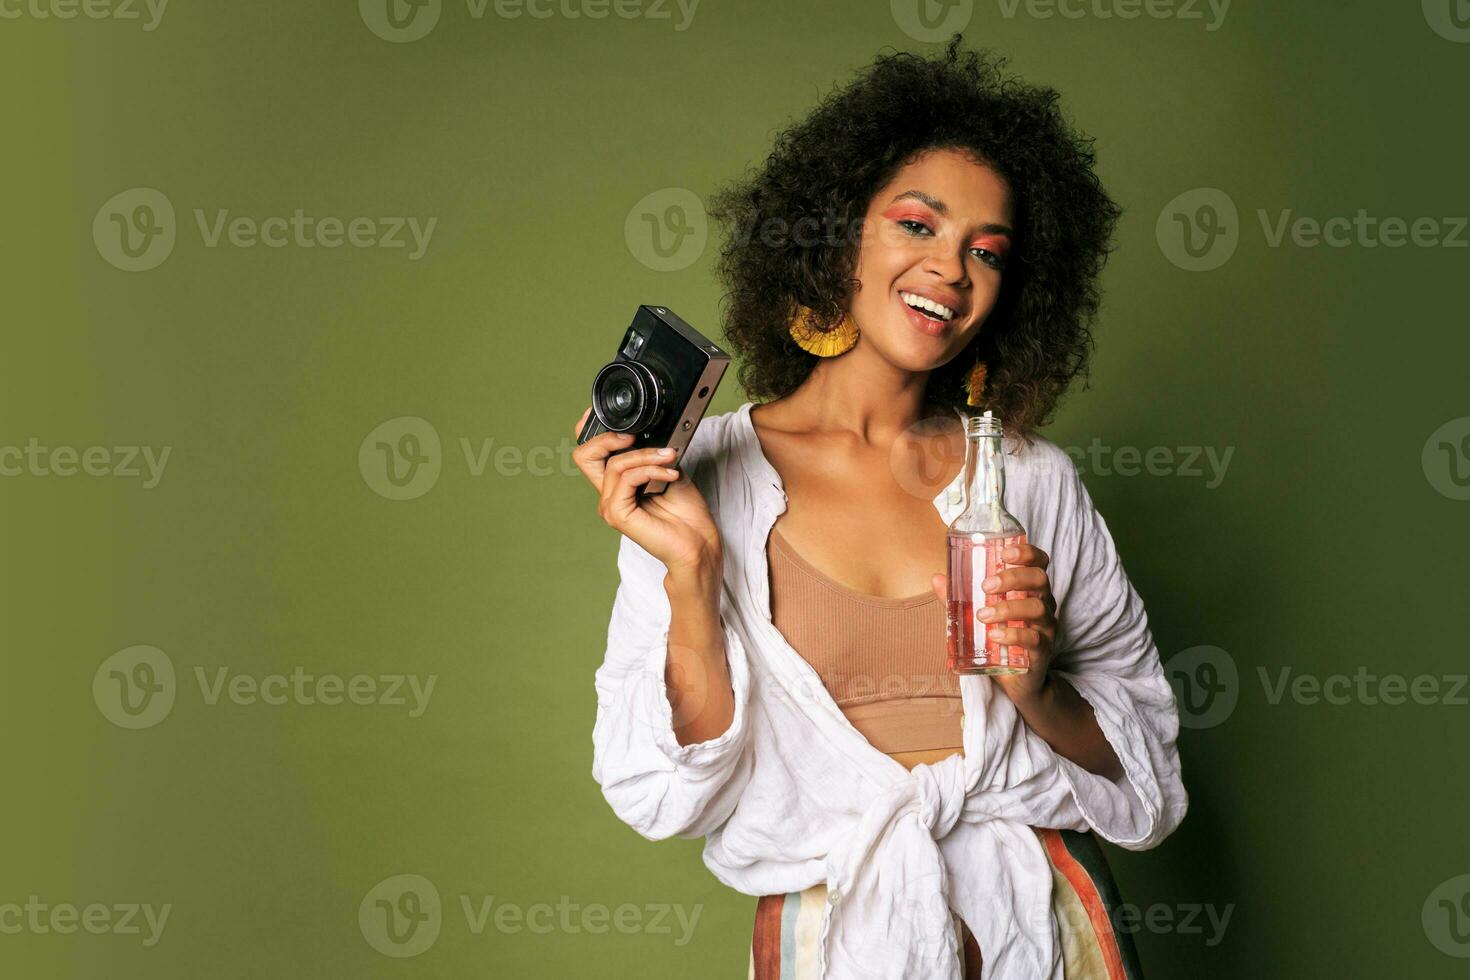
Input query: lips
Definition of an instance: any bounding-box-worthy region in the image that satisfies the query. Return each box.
[898,292,952,337]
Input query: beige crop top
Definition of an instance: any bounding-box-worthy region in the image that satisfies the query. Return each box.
[767,526,964,755]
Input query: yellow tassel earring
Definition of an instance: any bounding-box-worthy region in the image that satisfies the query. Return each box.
[788,305,859,358]
[964,359,989,407]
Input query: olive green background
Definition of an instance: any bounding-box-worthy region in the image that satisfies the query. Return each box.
[2,0,1466,976]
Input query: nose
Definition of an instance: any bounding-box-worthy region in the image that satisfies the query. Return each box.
[920,241,968,287]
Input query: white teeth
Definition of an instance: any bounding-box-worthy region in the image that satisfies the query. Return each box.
[900,291,954,322]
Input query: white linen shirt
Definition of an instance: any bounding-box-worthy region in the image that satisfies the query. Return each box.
[591,401,1188,980]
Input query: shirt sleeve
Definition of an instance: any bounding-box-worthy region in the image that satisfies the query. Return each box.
[590,530,755,842]
[1039,455,1190,850]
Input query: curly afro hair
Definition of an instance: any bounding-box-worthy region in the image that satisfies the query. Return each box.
[707,34,1123,441]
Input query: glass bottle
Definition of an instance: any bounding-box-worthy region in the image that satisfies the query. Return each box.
[946,411,1030,675]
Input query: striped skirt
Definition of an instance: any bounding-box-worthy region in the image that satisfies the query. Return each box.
[749,827,1144,979]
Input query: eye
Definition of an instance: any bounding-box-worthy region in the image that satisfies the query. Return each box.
[971,247,1005,271]
[901,217,1006,271]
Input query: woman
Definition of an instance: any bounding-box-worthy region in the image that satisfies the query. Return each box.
[573,36,1187,980]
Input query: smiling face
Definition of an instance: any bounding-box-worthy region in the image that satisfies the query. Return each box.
[846,147,1014,373]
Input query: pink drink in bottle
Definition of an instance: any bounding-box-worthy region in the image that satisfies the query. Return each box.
[946,411,1030,675]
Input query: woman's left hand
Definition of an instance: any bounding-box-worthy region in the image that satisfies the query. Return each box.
[930,541,1058,706]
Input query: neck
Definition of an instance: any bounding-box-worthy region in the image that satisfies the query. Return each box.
[782,347,943,446]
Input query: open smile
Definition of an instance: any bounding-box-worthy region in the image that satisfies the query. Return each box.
[897,290,959,337]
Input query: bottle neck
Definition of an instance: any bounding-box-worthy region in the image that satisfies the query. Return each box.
[963,432,1007,517]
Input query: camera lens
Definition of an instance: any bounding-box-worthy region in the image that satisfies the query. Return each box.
[592,361,663,433]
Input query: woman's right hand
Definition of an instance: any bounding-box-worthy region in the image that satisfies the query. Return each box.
[571,406,722,576]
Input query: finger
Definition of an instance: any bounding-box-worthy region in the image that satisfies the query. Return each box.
[599,463,683,528]
[976,596,1049,624]
[1000,542,1049,570]
[572,405,591,438]
[981,566,1048,596]
[579,431,673,487]
[604,446,679,477]
[982,625,1046,651]
[571,432,643,490]
[930,572,948,604]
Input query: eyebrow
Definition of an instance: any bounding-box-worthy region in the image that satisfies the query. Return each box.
[890,190,1013,236]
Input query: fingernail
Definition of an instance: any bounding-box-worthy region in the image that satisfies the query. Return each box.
[1002,548,1018,560]
[659,448,676,457]
[982,576,1000,592]
[976,606,995,620]
[988,628,1005,640]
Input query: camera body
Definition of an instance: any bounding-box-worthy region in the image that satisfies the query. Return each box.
[578,306,731,496]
